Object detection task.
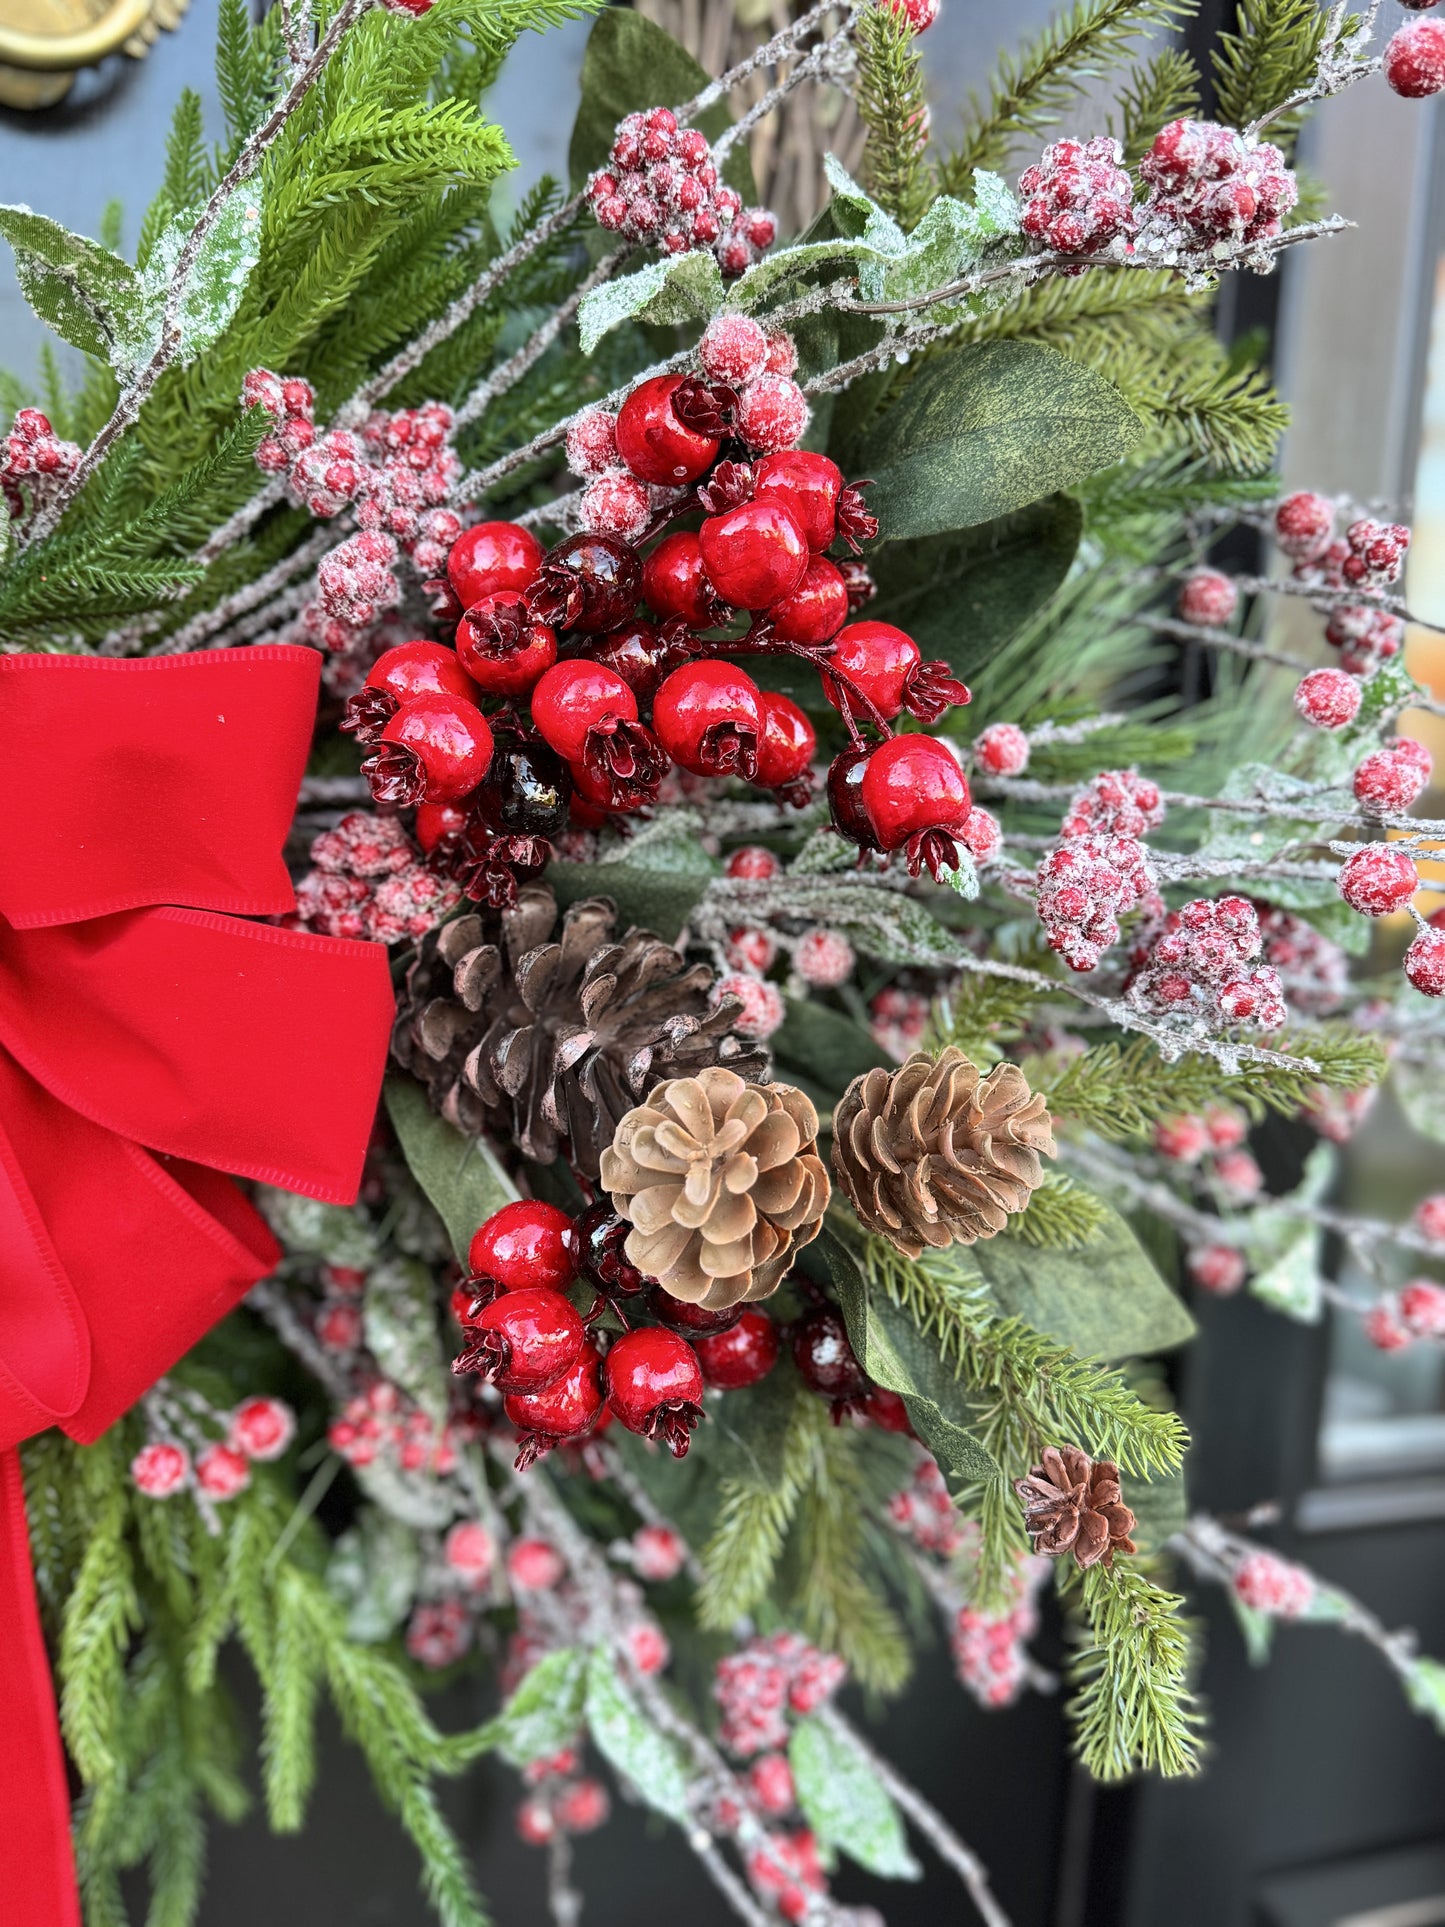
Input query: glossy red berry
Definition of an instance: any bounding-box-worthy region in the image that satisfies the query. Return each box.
[824,620,918,721]
[863,1387,912,1433]
[455,1286,588,1393]
[694,1308,779,1389]
[469,1199,578,1292]
[754,692,816,801]
[616,375,721,485]
[532,659,668,807]
[642,530,725,628]
[415,800,469,854]
[528,533,644,633]
[792,1307,868,1409]
[448,521,545,608]
[587,617,671,703]
[767,555,849,645]
[860,735,972,878]
[752,450,844,551]
[699,499,809,610]
[343,639,480,742]
[364,694,494,805]
[649,1287,744,1334]
[577,1203,652,1297]
[654,660,764,778]
[603,1328,705,1456]
[456,591,557,696]
[826,744,883,851]
[505,1345,605,1468]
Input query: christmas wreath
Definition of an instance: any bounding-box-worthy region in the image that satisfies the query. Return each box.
[4,0,1445,1921]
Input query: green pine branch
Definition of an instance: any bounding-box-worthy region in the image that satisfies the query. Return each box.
[1069,1560,1204,1777]
[1113,46,1201,161]
[855,2,934,230]
[1212,0,1331,155]
[1005,1172,1113,1249]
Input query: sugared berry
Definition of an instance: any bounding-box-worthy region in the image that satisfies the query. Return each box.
[195,1443,251,1500]
[973,721,1029,776]
[1294,666,1362,730]
[1177,569,1238,627]
[1187,1244,1247,1296]
[1386,18,1445,95]
[132,1441,190,1497]
[580,469,652,543]
[725,845,780,880]
[1353,738,1432,815]
[632,1524,686,1582]
[231,1396,296,1461]
[699,314,770,386]
[1338,843,1417,917]
[736,374,809,454]
[1405,927,1445,997]
[1274,491,1334,560]
[1019,135,1136,256]
[714,972,785,1038]
[793,928,854,986]
[565,408,618,478]
[444,1521,496,1585]
[508,1538,566,1589]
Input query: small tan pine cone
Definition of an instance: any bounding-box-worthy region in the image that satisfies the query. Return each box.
[599,1066,830,1310]
[1015,1445,1138,1570]
[830,1046,1055,1257]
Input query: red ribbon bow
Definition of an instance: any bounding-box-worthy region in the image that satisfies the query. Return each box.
[0,647,395,1925]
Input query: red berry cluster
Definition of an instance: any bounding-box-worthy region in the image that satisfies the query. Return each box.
[1061,767,1166,839]
[1,406,80,522]
[888,1454,970,1556]
[1035,832,1158,972]
[1320,516,1412,593]
[951,1554,1048,1710]
[714,1632,846,1758]
[291,809,462,942]
[1018,136,1136,257]
[515,1764,610,1848]
[1187,1242,1248,1296]
[1353,736,1432,815]
[1254,903,1350,1017]
[1367,1279,1445,1352]
[1232,1550,1315,1619]
[329,1376,466,1474]
[1138,119,1297,247]
[584,106,775,272]
[1153,1104,1247,1166]
[131,1396,295,1502]
[1325,602,1406,677]
[1126,896,1287,1030]
[868,983,931,1060]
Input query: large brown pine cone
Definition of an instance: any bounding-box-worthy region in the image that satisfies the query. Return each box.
[1015,1446,1137,1570]
[831,1047,1054,1256]
[391,886,768,1176]
[599,1066,830,1309]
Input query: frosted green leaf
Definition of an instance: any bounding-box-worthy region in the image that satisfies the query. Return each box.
[1403,1656,1445,1734]
[577,248,725,353]
[363,1257,451,1422]
[584,1646,690,1821]
[254,1187,379,1270]
[970,168,1022,237]
[794,881,959,966]
[1226,1591,1274,1665]
[1395,1054,1445,1146]
[487,1649,588,1768]
[789,828,858,875]
[790,1717,920,1880]
[1248,1224,1322,1323]
[328,1512,423,1643]
[0,204,143,368]
[130,179,263,372]
[385,1078,517,1263]
[352,1454,456,1530]
[939,852,980,900]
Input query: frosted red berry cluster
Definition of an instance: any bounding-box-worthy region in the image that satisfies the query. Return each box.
[328,1375,467,1475]
[1232,1550,1315,1619]
[1,406,80,522]
[1018,136,1136,256]
[1273,491,1412,678]
[584,107,775,273]
[714,1632,846,1758]
[131,1396,295,1503]
[1138,119,1298,248]
[1127,896,1287,1030]
[1254,904,1349,1017]
[1035,832,1159,972]
[951,1557,1048,1710]
[291,809,461,943]
[1061,767,1166,839]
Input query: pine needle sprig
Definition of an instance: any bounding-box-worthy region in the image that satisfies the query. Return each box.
[1005,1172,1113,1249]
[1068,1560,1204,1778]
[855,2,934,231]
[940,0,1196,185]
[1212,0,1331,155]
[1112,46,1201,161]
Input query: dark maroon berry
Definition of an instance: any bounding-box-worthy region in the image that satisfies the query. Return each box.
[604,1328,705,1457]
[577,1203,652,1297]
[838,558,876,611]
[455,1287,588,1393]
[473,737,572,839]
[694,1308,779,1390]
[587,618,671,703]
[863,1387,913,1434]
[792,1307,868,1413]
[649,1287,744,1335]
[826,745,883,852]
[528,533,643,633]
[506,1344,605,1468]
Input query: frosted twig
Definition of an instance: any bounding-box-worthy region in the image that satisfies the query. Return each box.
[1138,612,1317,672]
[547,1832,584,1927]
[712,22,857,168]
[22,0,371,550]
[973,773,1445,839]
[1247,0,1386,136]
[676,0,848,119]
[152,524,335,654]
[453,244,630,434]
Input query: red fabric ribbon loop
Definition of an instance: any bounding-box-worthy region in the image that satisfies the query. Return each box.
[0,647,395,1927]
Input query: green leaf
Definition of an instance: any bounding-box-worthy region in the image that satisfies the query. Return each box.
[363,1257,451,1422]
[1396,1054,1445,1147]
[134,180,263,370]
[384,1077,516,1264]
[0,204,143,368]
[584,1645,690,1821]
[851,340,1141,538]
[567,10,755,200]
[328,1512,423,1643]
[488,1649,588,1769]
[1403,1655,1445,1736]
[971,1200,1196,1356]
[547,811,720,941]
[1248,1223,1323,1323]
[578,249,724,354]
[772,998,892,1095]
[789,1717,920,1881]
[822,1228,1000,1483]
[868,495,1082,682]
[254,1187,379,1270]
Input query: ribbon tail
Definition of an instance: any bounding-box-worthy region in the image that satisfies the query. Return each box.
[0,1446,82,1927]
